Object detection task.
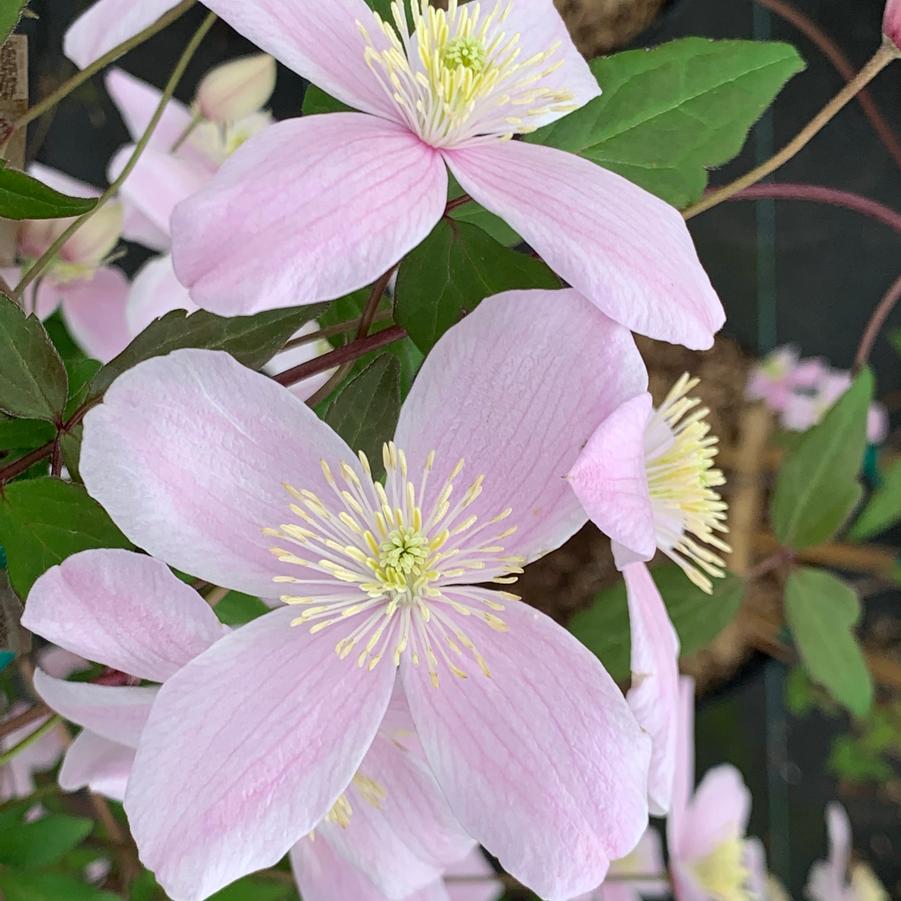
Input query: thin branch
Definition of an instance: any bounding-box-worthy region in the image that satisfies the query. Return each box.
[730,183,901,234]
[684,44,896,219]
[854,273,901,373]
[280,311,393,352]
[0,703,51,742]
[0,714,60,766]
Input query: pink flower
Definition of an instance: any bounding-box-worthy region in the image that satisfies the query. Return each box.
[806,803,889,901]
[567,376,730,813]
[668,677,758,901]
[195,54,277,124]
[159,0,722,349]
[885,0,901,50]
[746,345,828,413]
[25,550,476,901]
[570,828,667,901]
[79,288,653,900]
[7,164,130,362]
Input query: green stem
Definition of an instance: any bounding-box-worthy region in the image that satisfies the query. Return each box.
[0,715,60,766]
[12,10,218,302]
[12,0,197,134]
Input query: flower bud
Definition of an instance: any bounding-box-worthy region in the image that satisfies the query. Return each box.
[886,0,901,51]
[195,54,277,124]
[59,201,124,267]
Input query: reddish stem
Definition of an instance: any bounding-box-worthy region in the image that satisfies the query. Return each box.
[0,704,50,741]
[854,273,901,373]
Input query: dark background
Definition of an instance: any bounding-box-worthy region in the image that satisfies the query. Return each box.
[17,0,901,897]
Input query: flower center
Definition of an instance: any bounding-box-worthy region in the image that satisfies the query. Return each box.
[645,374,731,594]
[266,442,524,686]
[691,837,750,901]
[850,864,889,901]
[358,0,576,147]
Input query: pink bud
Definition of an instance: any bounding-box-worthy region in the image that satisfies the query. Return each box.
[195,54,277,124]
[59,202,124,267]
[886,0,901,50]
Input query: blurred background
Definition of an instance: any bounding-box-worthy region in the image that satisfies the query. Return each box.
[14,0,901,896]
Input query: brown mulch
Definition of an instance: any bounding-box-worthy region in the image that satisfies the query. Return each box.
[555,0,668,56]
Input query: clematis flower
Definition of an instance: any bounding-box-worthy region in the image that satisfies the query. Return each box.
[196,54,278,123]
[806,803,889,901]
[161,0,723,349]
[567,375,730,814]
[24,550,475,901]
[80,288,652,901]
[570,828,667,901]
[668,677,759,901]
[885,0,901,50]
[4,164,130,362]
[746,345,827,413]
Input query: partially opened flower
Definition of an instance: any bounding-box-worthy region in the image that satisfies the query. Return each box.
[196,54,277,123]
[81,288,652,900]
[806,803,889,901]
[885,0,901,50]
[161,0,722,349]
[567,376,730,814]
[668,677,759,901]
[6,164,130,362]
[571,828,667,901]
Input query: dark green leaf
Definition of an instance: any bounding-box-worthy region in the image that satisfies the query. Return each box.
[447,176,520,246]
[396,220,558,353]
[60,424,84,483]
[63,357,102,419]
[0,814,93,868]
[771,369,873,549]
[0,415,54,451]
[568,565,745,680]
[325,355,401,478]
[209,876,295,901]
[0,165,97,220]
[92,304,329,397]
[785,567,873,717]
[0,478,132,597]
[0,294,68,421]
[214,591,270,626]
[0,870,119,901]
[0,1,29,42]
[301,84,351,116]
[850,458,901,541]
[529,38,806,208]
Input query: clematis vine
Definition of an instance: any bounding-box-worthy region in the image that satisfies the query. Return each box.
[805,804,889,901]
[24,549,477,901]
[79,288,652,900]
[146,0,726,349]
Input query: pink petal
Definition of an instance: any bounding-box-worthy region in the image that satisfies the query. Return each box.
[22,549,225,682]
[445,850,504,901]
[624,563,680,817]
[824,802,852,894]
[400,601,650,899]
[60,267,132,363]
[568,394,657,563]
[482,0,600,128]
[444,141,724,350]
[321,716,475,898]
[81,349,355,596]
[262,319,334,402]
[200,0,400,120]
[65,0,181,69]
[32,673,156,748]
[59,731,134,802]
[1,704,67,800]
[38,646,88,680]
[125,607,396,901]
[679,765,751,863]
[126,255,197,336]
[886,0,901,47]
[395,289,647,566]
[105,68,194,153]
[171,114,446,315]
[666,675,695,855]
[122,204,171,253]
[28,162,99,199]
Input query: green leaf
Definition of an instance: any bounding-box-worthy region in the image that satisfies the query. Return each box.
[214,592,270,626]
[0,415,54,451]
[209,877,295,901]
[0,871,119,901]
[325,355,401,478]
[447,176,521,247]
[91,304,329,398]
[850,458,901,541]
[0,815,93,868]
[529,38,806,208]
[785,567,873,717]
[828,734,894,783]
[301,83,351,116]
[568,565,745,680]
[396,220,558,353]
[0,1,28,43]
[0,295,68,422]
[0,164,98,220]
[771,369,873,549]
[0,478,132,597]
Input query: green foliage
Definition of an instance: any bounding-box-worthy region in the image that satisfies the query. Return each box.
[396,220,558,354]
[0,162,97,220]
[529,38,805,208]
[301,84,351,116]
[214,592,271,626]
[0,416,54,451]
[0,295,68,422]
[771,369,873,550]
[850,458,901,541]
[209,876,297,901]
[0,478,132,597]
[0,0,29,43]
[325,355,401,478]
[0,870,119,901]
[568,565,745,680]
[0,815,93,868]
[785,567,873,717]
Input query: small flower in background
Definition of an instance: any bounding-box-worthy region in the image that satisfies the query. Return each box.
[195,54,277,124]
[571,829,667,901]
[746,345,827,412]
[79,289,652,900]
[805,803,889,901]
[884,0,901,51]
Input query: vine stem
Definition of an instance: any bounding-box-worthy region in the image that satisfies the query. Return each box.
[854,273,901,373]
[0,714,60,766]
[683,43,897,220]
[12,10,218,302]
[280,311,393,352]
[10,0,197,135]
[0,703,50,741]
